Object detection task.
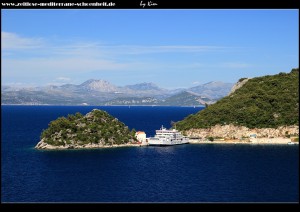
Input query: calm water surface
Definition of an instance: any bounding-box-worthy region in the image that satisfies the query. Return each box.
[1,106,299,202]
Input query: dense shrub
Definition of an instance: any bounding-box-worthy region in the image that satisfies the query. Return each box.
[177,69,299,130]
[41,109,137,145]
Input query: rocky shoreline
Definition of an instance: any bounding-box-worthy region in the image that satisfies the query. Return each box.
[35,123,299,149]
[185,124,299,145]
[35,136,298,150]
[185,124,299,140]
[189,137,298,145]
[35,139,143,150]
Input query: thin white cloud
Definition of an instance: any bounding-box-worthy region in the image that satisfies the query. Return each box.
[177,62,251,70]
[222,62,250,68]
[2,32,230,55]
[99,45,227,55]
[48,77,74,86]
[44,44,228,58]
[3,57,131,75]
[56,77,71,82]
[50,42,104,57]
[2,82,39,88]
[2,32,246,87]
[2,32,44,49]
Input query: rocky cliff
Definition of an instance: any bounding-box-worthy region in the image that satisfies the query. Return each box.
[228,78,250,96]
[185,124,299,140]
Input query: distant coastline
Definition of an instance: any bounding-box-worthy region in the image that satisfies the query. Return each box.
[2,80,233,106]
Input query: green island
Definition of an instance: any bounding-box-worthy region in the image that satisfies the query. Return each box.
[35,109,138,149]
[176,68,299,144]
[36,68,299,149]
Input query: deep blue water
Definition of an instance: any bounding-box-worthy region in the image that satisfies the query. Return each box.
[1,106,299,202]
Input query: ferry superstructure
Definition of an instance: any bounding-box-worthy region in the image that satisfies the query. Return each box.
[148,126,189,146]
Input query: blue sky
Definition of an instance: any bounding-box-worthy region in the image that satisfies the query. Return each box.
[2,9,298,89]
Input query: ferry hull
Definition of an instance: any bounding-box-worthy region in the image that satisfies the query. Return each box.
[148,139,189,146]
[148,142,189,146]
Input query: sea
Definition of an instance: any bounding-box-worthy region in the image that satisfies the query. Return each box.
[1,106,299,202]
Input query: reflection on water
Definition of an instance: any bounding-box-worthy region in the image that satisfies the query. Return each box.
[148,145,181,155]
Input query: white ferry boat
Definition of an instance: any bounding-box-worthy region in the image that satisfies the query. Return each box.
[147,126,189,146]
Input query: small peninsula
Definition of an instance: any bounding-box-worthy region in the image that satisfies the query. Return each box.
[176,68,299,144]
[35,109,138,149]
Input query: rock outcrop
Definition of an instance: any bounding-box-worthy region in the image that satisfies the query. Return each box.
[185,124,299,140]
[228,78,250,96]
[35,140,139,150]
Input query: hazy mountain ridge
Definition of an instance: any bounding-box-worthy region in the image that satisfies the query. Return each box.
[188,81,235,99]
[2,79,234,106]
[125,82,166,91]
[162,91,215,106]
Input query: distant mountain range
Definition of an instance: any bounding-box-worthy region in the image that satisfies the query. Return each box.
[1,80,234,106]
